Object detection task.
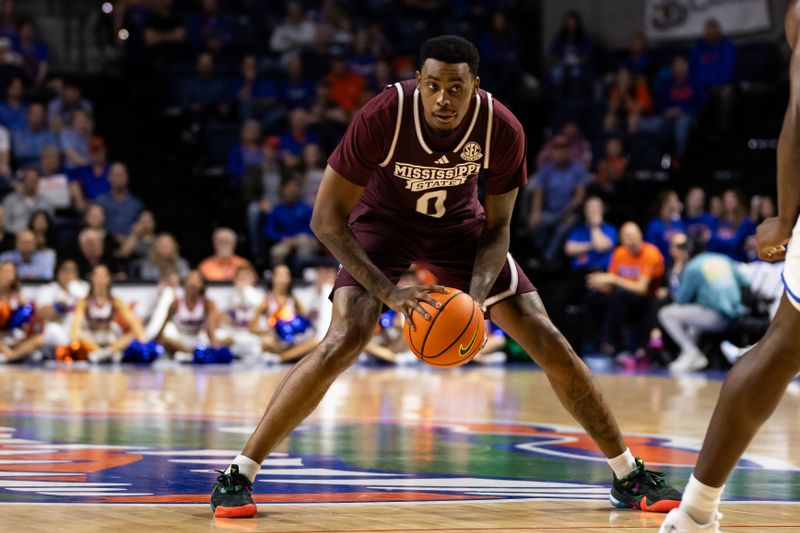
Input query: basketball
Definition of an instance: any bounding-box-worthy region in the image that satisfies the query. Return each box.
[403,288,486,367]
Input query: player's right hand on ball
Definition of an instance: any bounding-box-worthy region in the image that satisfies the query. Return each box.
[756,217,791,261]
[386,285,447,331]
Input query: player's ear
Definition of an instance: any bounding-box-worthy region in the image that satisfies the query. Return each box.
[473,75,480,94]
[415,70,422,89]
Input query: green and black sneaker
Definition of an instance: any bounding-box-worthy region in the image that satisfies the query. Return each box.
[210,464,257,518]
[610,458,682,512]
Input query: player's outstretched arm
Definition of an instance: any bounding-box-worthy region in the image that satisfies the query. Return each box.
[312,166,444,329]
[760,1,800,261]
[469,189,517,306]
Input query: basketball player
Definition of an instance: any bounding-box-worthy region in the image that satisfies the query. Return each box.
[211,36,681,518]
[660,3,800,531]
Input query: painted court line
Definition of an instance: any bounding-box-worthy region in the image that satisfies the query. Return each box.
[233,527,800,532]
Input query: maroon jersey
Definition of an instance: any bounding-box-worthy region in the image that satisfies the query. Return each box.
[328,79,527,228]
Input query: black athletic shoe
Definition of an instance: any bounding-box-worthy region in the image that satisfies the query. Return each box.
[610,458,682,512]
[210,464,257,518]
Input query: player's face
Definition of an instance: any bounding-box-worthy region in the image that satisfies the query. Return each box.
[416,59,479,135]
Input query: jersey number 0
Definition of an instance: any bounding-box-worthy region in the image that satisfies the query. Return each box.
[416,190,447,218]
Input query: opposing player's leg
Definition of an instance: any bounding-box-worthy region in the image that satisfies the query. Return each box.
[490,290,682,512]
[660,294,800,532]
[210,286,382,518]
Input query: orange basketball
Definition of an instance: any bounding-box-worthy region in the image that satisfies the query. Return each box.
[403,288,485,368]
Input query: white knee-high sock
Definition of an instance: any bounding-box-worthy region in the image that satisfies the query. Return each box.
[681,473,724,525]
[607,448,637,479]
[226,454,261,483]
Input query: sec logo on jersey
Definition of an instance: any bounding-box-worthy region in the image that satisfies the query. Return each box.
[460,141,482,162]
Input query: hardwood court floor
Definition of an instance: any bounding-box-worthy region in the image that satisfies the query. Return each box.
[0,363,798,532]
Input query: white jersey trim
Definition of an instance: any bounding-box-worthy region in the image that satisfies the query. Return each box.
[452,92,482,153]
[483,93,494,170]
[379,83,404,167]
[412,89,483,156]
[482,253,519,309]
[413,88,434,155]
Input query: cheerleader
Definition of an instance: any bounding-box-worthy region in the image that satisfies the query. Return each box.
[70,264,145,363]
[219,265,263,360]
[0,261,43,363]
[249,265,317,363]
[157,270,228,361]
[36,259,88,350]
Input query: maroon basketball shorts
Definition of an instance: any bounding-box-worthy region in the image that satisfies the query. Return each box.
[332,216,536,313]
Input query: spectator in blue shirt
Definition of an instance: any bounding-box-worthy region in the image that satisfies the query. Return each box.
[231,54,278,123]
[654,55,702,158]
[187,0,234,53]
[59,108,92,170]
[279,108,321,163]
[658,251,748,372]
[68,136,110,210]
[12,17,47,86]
[0,229,54,280]
[549,10,595,98]
[619,32,652,79]
[95,162,144,240]
[689,19,735,94]
[12,102,57,168]
[564,196,617,271]
[707,189,756,262]
[683,187,715,246]
[645,190,687,259]
[265,178,317,269]
[280,53,315,111]
[47,79,93,130]
[478,11,522,92]
[227,119,263,187]
[528,134,588,264]
[0,76,26,131]
[182,52,227,118]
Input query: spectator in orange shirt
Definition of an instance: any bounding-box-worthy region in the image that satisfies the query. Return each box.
[604,66,653,134]
[586,222,665,357]
[198,227,252,282]
[592,136,627,193]
[326,55,364,113]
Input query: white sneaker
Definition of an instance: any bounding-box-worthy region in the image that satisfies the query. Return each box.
[659,508,722,532]
[669,350,708,372]
[88,348,112,364]
[475,351,507,365]
[394,351,419,366]
[262,352,281,365]
[174,351,194,364]
[720,341,749,365]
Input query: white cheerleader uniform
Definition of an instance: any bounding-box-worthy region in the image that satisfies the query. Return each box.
[37,280,89,347]
[162,296,210,348]
[220,286,263,359]
[82,297,122,347]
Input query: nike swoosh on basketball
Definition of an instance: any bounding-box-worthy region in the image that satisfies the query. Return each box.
[459,324,479,356]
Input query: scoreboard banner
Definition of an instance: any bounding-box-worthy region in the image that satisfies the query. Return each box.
[644,0,771,40]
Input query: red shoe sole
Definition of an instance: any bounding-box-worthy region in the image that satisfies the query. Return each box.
[640,497,680,513]
[214,503,257,518]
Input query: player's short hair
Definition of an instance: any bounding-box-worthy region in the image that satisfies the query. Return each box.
[419,35,479,75]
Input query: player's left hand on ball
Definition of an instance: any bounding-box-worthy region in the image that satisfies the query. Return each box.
[756,217,791,261]
[386,284,447,331]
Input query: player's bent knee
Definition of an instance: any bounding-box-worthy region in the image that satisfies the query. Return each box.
[315,305,381,374]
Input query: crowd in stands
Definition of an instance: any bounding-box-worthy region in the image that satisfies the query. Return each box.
[0,0,786,371]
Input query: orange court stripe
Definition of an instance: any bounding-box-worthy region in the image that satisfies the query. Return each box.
[101,492,489,504]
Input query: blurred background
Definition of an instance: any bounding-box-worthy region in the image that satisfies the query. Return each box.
[0,0,790,369]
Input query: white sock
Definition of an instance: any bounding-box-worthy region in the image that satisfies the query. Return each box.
[681,473,724,525]
[607,448,637,479]
[226,454,261,483]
